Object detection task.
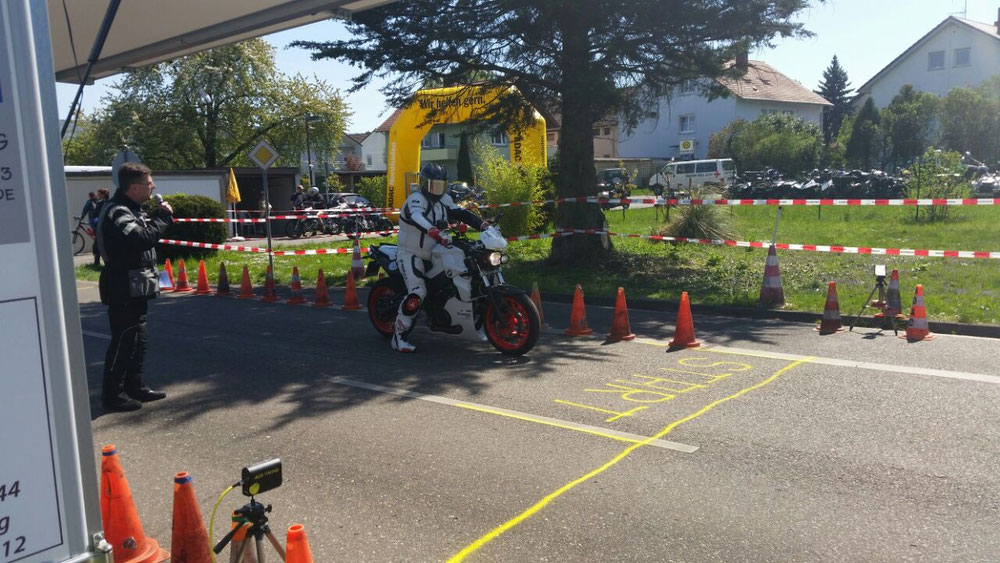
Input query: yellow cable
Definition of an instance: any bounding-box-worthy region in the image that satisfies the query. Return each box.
[208,483,238,563]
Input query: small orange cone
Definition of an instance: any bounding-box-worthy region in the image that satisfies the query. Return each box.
[350,238,364,281]
[759,244,785,307]
[287,267,307,305]
[261,265,280,302]
[606,287,636,342]
[215,263,231,296]
[815,281,846,334]
[173,259,193,292]
[668,291,701,349]
[158,259,175,290]
[100,445,170,563]
[170,472,211,563]
[530,281,548,329]
[313,269,332,307]
[341,271,364,311]
[285,524,314,563]
[564,284,594,336]
[901,284,935,342]
[193,260,212,295]
[237,266,255,299]
[227,512,258,563]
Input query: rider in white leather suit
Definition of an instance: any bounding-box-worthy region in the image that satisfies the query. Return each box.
[392,164,488,352]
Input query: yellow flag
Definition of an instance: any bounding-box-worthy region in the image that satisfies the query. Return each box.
[226,167,241,203]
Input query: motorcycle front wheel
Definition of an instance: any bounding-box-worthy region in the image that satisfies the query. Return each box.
[367,276,404,338]
[484,292,541,355]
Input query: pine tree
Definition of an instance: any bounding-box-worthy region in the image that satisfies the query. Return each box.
[815,55,853,145]
[845,98,880,169]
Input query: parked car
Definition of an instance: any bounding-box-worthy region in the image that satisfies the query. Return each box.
[649,158,736,195]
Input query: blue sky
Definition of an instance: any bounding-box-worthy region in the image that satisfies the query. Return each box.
[55,0,999,133]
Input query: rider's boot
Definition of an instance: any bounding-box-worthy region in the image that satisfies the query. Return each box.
[391,314,416,353]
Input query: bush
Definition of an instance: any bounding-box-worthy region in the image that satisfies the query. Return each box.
[903,148,970,222]
[151,194,228,261]
[356,175,387,208]
[655,205,736,241]
[472,139,546,237]
[710,113,823,176]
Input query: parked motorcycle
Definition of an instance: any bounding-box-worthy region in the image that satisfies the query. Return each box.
[963,152,999,197]
[364,220,541,355]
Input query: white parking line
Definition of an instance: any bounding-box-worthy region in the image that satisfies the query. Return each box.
[325,376,699,454]
[636,339,1000,386]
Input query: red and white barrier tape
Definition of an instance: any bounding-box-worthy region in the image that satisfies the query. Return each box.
[555,229,1000,259]
[159,238,373,255]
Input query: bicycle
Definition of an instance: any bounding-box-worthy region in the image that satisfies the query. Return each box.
[71,216,95,255]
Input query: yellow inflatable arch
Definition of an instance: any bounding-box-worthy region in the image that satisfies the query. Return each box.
[386,86,547,212]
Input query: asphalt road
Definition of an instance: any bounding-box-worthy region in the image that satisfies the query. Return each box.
[76,280,1000,562]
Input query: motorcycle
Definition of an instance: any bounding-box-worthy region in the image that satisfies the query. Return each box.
[364,220,541,355]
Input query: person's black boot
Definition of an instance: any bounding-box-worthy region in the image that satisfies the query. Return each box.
[125,379,167,402]
[103,393,142,412]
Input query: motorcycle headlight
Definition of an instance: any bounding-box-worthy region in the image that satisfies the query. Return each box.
[486,251,507,267]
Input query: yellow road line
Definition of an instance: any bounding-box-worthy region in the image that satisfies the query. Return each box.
[447,357,813,562]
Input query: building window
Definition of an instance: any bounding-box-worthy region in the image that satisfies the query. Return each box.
[603,127,611,136]
[490,130,507,145]
[679,114,695,134]
[546,132,555,141]
[366,155,372,166]
[422,132,446,148]
[679,80,696,95]
[954,47,971,67]
[928,50,945,70]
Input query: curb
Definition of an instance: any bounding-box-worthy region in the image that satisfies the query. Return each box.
[539,291,1000,339]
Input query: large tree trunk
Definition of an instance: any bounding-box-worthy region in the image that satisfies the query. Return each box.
[549,10,612,265]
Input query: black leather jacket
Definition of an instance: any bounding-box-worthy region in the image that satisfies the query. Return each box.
[98,191,173,306]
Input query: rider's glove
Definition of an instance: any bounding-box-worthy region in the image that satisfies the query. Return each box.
[428,227,451,245]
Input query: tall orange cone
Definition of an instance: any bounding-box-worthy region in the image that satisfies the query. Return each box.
[159,259,175,290]
[530,281,548,329]
[173,259,193,292]
[261,265,280,302]
[287,267,306,305]
[313,269,332,307]
[901,284,935,342]
[193,260,212,295]
[758,244,785,306]
[285,524,314,563]
[227,513,258,563]
[884,269,904,319]
[564,284,594,336]
[170,472,211,563]
[237,265,255,299]
[100,445,170,563]
[341,271,364,311]
[668,291,700,349]
[350,237,365,281]
[606,287,636,342]
[215,262,231,296]
[815,281,846,334]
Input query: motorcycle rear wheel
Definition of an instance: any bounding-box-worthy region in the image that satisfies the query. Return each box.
[367,277,404,338]
[484,293,540,355]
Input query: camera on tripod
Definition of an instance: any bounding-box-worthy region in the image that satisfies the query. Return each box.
[213,459,285,561]
[241,458,282,496]
[873,264,886,280]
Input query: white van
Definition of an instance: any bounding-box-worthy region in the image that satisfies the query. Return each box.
[649,158,736,194]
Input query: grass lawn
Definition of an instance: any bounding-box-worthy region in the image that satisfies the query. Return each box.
[76,201,1000,324]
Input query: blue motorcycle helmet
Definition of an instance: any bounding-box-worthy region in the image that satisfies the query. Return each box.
[420,163,448,201]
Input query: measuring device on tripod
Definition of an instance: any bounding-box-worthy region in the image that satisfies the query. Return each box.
[849,265,905,333]
[212,459,286,562]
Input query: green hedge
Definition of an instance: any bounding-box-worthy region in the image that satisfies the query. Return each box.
[149,194,228,261]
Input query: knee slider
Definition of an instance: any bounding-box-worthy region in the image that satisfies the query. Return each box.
[402,294,422,315]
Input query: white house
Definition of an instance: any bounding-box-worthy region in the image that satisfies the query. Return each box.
[855,11,1000,108]
[618,55,832,160]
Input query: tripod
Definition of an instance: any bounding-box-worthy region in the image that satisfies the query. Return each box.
[213,499,286,562]
[848,274,900,334]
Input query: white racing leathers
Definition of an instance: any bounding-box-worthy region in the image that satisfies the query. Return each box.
[392,191,484,352]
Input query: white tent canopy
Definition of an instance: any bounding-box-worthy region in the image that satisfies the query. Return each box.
[49,0,394,84]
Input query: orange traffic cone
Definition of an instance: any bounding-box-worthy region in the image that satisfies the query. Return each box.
[606,287,636,343]
[883,269,904,319]
[341,271,364,311]
[215,263,231,296]
[530,281,548,330]
[564,284,593,336]
[227,513,258,563]
[261,265,280,302]
[170,472,211,563]
[350,237,365,281]
[237,266,255,299]
[668,291,701,349]
[100,445,170,563]
[287,267,306,305]
[193,260,212,295]
[285,524,313,563]
[313,269,332,307]
[159,259,175,290]
[173,259,193,292]
[815,281,846,334]
[901,284,935,342]
[759,244,785,307]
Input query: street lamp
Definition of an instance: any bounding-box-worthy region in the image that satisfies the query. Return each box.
[304,115,321,188]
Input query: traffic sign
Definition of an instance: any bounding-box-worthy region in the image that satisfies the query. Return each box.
[249,141,278,169]
[679,139,695,154]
